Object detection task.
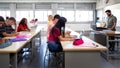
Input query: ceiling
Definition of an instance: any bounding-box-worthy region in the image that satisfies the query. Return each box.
[0,0,98,3]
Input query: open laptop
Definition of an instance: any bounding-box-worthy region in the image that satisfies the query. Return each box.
[91,25,107,31]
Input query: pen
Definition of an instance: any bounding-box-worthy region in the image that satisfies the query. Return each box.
[92,43,98,47]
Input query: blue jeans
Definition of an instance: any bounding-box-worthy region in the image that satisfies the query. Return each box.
[47,41,63,52]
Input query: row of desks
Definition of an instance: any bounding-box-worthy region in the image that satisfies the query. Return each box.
[0,25,45,68]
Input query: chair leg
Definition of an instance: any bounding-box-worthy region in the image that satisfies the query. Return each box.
[44,47,49,68]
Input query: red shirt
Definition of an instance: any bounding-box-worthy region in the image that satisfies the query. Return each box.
[48,27,60,42]
[17,24,29,32]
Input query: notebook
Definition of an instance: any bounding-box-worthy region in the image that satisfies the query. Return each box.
[10,38,27,42]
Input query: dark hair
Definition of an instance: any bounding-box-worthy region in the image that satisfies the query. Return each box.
[51,17,67,37]
[105,10,111,13]
[35,19,38,22]
[6,16,9,20]
[0,16,5,22]
[53,14,60,20]
[19,18,27,25]
[9,17,16,22]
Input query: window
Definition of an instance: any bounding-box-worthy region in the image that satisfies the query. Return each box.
[35,10,52,22]
[0,10,10,19]
[16,11,33,21]
[97,10,103,22]
[57,10,93,22]
[57,10,74,22]
[75,11,93,22]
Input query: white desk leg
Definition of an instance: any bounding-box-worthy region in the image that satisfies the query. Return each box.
[65,51,100,68]
[0,53,10,68]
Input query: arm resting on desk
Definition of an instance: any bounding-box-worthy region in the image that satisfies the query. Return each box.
[59,35,76,41]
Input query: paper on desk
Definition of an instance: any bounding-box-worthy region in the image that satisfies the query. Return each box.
[16,34,32,38]
[77,42,97,48]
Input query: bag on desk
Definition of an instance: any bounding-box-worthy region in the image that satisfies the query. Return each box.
[73,39,84,46]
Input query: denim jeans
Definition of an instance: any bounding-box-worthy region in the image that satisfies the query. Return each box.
[47,41,63,52]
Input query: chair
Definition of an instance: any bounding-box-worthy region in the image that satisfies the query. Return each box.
[44,42,64,68]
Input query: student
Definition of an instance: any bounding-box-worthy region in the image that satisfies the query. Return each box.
[0,16,6,38]
[30,19,35,23]
[17,18,30,32]
[0,16,13,48]
[6,16,9,23]
[2,17,19,37]
[35,18,38,23]
[48,17,76,52]
[34,18,38,26]
[47,15,53,26]
[47,14,60,40]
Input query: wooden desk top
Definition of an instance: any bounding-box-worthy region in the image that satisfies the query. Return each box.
[93,30,120,36]
[0,25,44,53]
[105,31,120,36]
[61,36,107,51]
[61,28,108,52]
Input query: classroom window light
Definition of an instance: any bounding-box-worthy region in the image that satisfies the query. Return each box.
[16,11,33,21]
[75,11,93,22]
[57,10,74,22]
[0,10,10,19]
[35,10,52,22]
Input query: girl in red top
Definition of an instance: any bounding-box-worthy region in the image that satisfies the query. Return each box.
[48,17,76,52]
[17,18,30,32]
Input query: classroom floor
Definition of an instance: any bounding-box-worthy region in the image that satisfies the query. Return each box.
[17,36,120,68]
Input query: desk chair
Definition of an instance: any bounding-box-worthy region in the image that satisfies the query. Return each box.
[44,43,64,68]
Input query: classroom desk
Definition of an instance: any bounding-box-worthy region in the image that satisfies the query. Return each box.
[0,25,44,68]
[61,31,107,68]
[101,31,120,60]
[90,30,120,60]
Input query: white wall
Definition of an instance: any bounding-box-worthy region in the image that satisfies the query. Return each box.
[96,0,120,9]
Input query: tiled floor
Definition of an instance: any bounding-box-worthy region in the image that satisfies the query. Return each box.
[18,36,120,68]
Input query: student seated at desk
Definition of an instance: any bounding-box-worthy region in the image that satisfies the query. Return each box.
[48,17,76,52]
[0,16,12,48]
[0,16,6,38]
[0,16,19,37]
[4,17,18,37]
[17,18,30,32]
